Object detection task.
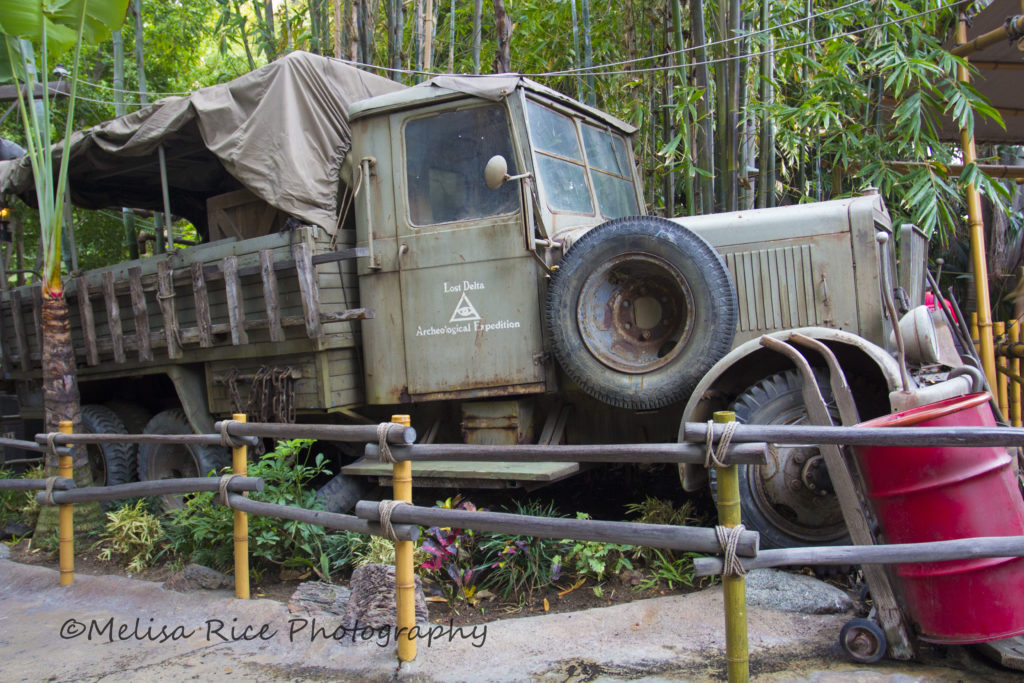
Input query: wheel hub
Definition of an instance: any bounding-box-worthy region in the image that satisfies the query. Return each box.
[577,252,694,373]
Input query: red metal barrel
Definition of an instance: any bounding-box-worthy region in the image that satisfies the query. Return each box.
[854,392,1024,644]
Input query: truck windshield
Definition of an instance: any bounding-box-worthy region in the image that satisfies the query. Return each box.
[405,104,519,226]
[525,99,638,219]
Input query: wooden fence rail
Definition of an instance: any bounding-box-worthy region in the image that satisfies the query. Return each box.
[0,476,73,491]
[33,476,264,505]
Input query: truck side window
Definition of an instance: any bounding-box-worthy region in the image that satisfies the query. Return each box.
[526,100,595,215]
[582,124,638,219]
[405,104,519,226]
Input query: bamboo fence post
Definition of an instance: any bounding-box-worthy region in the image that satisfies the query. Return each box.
[1011,320,1022,427]
[972,312,979,352]
[714,410,748,683]
[996,322,1009,419]
[58,420,74,587]
[392,414,416,662]
[232,413,249,599]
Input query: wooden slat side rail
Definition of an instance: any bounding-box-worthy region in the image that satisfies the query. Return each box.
[30,286,42,353]
[102,271,125,364]
[129,267,153,362]
[75,276,99,366]
[191,262,212,348]
[156,260,181,359]
[260,249,285,343]
[222,255,247,345]
[10,290,29,371]
[293,242,323,341]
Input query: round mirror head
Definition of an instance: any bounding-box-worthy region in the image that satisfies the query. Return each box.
[484,155,509,190]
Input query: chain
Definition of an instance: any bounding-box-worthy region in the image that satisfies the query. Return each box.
[223,367,243,415]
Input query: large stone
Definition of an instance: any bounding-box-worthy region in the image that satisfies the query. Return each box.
[288,581,352,616]
[342,563,429,628]
[744,568,854,615]
[0,543,10,560]
[162,563,233,592]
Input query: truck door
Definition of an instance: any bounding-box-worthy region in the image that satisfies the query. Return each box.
[393,102,546,400]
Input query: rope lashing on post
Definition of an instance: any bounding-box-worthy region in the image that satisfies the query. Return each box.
[45,432,60,462]
[376,422,400,464]
[42,476,59,506]
[704,419,739,468]
[377,499,409,541]
[219,474,242,507]
[218,419,246,449]
[715,523,748,576]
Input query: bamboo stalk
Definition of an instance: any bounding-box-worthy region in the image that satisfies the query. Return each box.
[232,413,249,600]
[392,414,416,663]
[353,502,760,556]
[694,535,1024,577]
[58,420,73,587]
[1011,321,1022,426]
[714,411,748,683]
[363,441,767,465]
[996,321,1010,419]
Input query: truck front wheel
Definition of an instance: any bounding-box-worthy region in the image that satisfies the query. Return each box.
[726,370,850,548]
[81,405,136,496]
[546,216,737,410]
[137,409,231,511]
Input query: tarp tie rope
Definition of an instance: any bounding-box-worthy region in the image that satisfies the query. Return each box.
[716,524,748,577]
[1006,15,1024,42]
[704,420,739,468]
[377,423,399,464]
[43,476,59,506]
[378,499,409,541]
[219,474,241,507]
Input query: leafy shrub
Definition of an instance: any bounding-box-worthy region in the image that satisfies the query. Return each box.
[96,499,163,573]
[163,439,354,581]
[479,500,566,602]
[419,496,489,604]
[624,497,701,564]
[562,513,634,585]
[0,465,43,531]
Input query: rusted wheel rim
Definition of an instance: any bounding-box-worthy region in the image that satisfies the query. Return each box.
[147,443,199,481]
[576,252,694,374]
[748,410,847,545]
[87,444,106,487]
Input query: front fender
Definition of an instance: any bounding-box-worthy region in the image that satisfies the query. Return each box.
[678,327,903,491]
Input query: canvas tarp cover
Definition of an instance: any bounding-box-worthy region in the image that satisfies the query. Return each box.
[0,51,405,235]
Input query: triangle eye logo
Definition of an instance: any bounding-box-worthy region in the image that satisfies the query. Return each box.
[449,293,481,323]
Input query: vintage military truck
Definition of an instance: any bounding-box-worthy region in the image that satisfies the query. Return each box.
[0,52,967,547]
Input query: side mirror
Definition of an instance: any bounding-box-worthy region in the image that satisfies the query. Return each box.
[484,155,509,190]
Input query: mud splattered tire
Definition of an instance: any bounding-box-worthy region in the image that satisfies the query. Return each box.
[81,405,136,502]
[546,216,737,410]
[137,409,230,511]
[727,370,849,549]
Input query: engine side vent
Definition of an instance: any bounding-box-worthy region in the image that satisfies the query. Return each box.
[725,245,818,333]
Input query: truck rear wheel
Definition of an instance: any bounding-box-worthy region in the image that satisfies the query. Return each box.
[81,405,136,496]
[546,216,737,410]
[137,409,230,511]
[727,370,849,548]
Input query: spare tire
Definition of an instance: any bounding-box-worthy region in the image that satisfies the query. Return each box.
[546,216,737,410]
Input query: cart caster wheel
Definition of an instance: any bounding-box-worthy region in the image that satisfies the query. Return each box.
[840,618,887,663]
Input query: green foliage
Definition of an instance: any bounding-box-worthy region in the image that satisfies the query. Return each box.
[479,500,566,602]
[624,497,702,565]
[0,465,42,530]
[96,499,163,573]
[562,513,633,587]
[634,547,696,592]
[162,438,352,581]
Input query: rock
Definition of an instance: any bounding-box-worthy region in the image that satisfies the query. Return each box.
[744,568,854,615]
[163,563,233,592]
[342,563,429,628]
[289,581,352,616]
[2,522,32,540]
[0,543,10,560]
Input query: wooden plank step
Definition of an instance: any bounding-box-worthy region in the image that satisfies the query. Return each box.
[341,457,579,482]
[978,635,1024,671]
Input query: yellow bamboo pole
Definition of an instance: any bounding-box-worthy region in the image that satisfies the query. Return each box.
[958,18,998,391]
[996,322,1009,418]
[1011,321,1022,427]
[58,420,74,587]
[971,312,980,353]
[392,414,416,663]
[232,413,249,599]
[714,410,748,683]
